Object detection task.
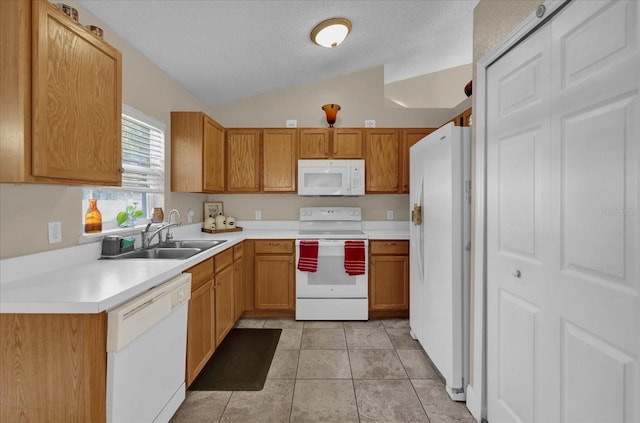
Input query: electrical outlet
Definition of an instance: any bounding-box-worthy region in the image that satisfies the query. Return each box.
[255,210,262,220]
[48,221,62,244]
[386,210,394,220]
[286,119,297,128]
[365,119,376,128]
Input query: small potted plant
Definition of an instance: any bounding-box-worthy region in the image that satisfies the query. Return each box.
[117,202,144,228]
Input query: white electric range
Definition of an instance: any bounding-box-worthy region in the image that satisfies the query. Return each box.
[295,207,369,320]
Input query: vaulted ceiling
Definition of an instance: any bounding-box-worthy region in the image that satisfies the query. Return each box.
[78,0,478,107]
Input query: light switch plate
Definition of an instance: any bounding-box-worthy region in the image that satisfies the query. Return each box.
[286,120,297,128]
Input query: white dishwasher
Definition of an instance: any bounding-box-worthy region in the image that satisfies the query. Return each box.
[106,273,191,423]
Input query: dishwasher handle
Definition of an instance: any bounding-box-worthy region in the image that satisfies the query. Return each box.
[107,273,191,353]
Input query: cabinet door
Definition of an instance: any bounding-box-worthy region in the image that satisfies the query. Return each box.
[186,280,214,387]
[365,129,401,192]
[214,265,234,346]
[299,128,330,158]
[401,128,436,193]
[203,116,225,192]
[333,128,363,159]
[234,256,245,321]
[263,129,297,192]
[32,1,122,184]
[171,112,204,192]
[255,255,294,310]
[369,255,409,310]
[226,129,261,192]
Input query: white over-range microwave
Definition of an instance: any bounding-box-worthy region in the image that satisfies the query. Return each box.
[297,159,365,196]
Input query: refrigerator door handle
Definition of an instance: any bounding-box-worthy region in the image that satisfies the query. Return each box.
[412,204,422,225]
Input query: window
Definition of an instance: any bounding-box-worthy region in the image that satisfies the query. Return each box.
[83,105,165,231]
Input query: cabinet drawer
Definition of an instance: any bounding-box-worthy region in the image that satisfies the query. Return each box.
[233,242,244,259]
[369,240,409,255]
[215,247,234,273]
[254,239,294,254]
[186,257,214,291]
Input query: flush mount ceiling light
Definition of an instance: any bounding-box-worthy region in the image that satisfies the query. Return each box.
[311,18,352,48]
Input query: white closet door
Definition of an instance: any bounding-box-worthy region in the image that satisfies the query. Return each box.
[487,1,639,422]
[548,1,639,422]
[486,23,552,423]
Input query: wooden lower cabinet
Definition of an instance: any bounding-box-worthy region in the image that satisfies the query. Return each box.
[233,243,246,320]
[185,258,215,387]
[369,240,409,314]
[254,240,295,310]
[214,247,235,347]
[0,313,108,423]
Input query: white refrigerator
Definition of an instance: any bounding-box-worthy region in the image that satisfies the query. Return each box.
[409,122,471,401]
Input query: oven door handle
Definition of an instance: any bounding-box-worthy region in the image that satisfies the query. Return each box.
[296,239,369,245]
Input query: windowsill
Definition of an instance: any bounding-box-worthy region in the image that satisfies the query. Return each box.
[78,221,162,244]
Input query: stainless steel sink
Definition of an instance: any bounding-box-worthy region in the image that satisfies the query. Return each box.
[100,239,227,260]
[119,247,202,260]
[162,240,227,250]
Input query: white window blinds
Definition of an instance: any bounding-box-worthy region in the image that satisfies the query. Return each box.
[121,106,165,193]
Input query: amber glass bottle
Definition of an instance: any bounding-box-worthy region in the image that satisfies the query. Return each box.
[84,199,102,233]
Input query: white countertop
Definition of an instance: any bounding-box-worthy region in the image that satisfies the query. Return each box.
[0,221,409,314]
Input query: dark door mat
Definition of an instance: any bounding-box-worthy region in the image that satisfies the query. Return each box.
[188,328,282,391]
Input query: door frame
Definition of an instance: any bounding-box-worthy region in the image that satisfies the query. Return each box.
[470,1,569,420]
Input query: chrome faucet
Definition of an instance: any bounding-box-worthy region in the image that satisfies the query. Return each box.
[165,209,181,241]
[141,209,182,248]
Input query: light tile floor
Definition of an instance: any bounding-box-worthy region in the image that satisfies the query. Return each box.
[170,318,475,423]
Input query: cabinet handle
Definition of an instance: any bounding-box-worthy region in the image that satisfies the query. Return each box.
[268,242,280,246]
[385,242,397,246]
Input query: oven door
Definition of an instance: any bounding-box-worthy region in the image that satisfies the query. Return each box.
[295,239,368,298]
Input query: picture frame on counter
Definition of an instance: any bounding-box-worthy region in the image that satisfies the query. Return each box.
[204,201,223,218]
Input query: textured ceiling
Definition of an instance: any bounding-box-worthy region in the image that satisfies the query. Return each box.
[78,0,478,107]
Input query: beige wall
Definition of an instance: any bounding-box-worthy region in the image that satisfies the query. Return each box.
[467,0,539,389]
[385,63,472,109]
[207,66,464,226]
[0,2,468,260]
[0,0,209,259]
[208,66,454,128]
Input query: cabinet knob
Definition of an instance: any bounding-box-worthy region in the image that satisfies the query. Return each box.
[512,270,522,278]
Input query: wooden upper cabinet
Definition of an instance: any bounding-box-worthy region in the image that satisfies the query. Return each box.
[203,117,225,192]
[365,129,401,193]
[263,129,297,192]
[1,0,122,185]
[443,107,472,127]
[171,112,224,193]
[299,128,330,158]
[333,128,363,158]
[401,128,436,193]
[298,128,362,159]
[460,108,472,127]
[226,129,261,192]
